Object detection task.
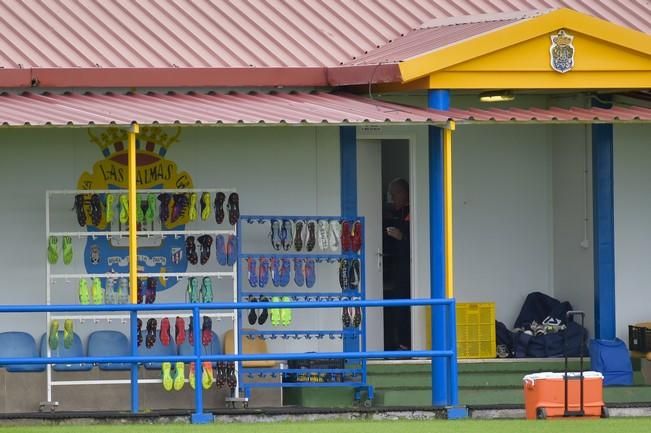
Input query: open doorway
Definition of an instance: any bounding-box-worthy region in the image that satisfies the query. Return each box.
[381,140,411,351]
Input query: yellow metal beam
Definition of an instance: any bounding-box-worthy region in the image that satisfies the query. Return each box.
[427,71,651,89]
[443,121,455,299]
[128,124,139,304]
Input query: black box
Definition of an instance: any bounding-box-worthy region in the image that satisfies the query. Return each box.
[287,358,345,370]
[284,358,346,383]
[628,325,651,352]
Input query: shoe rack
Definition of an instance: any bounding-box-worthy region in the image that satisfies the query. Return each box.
[236,215,373,405]
[44,188,240,406]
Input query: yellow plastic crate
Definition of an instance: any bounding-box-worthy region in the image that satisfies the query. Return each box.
[456,302,496,359]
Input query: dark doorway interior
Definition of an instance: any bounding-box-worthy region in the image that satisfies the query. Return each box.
[381,140,412,351]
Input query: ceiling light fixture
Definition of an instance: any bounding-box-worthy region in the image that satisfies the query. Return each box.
[479,90,515,102]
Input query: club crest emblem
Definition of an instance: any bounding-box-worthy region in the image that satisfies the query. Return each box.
[550,30,575,73]
[77,126,193,293]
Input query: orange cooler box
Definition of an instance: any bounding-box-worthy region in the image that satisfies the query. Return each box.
[523,372,606,419]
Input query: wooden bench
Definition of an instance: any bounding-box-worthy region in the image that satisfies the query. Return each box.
[223,329,277,368]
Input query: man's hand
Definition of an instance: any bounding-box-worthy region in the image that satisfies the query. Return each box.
[386,226,403,240]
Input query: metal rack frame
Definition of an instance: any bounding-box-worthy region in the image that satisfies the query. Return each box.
[236,215,373,404]
[44,188,240,405]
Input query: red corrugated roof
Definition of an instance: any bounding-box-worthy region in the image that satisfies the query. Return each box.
[0,0,440,69]
[440,105,651,122]
[1,1,648,70]
[0,1,649,88]
[1,91,648,126]
[0,91,450,126]
[346,15,527,65]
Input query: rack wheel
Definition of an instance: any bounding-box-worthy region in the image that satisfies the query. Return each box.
[225,397,249,409]
[536,407,547,420]
[363,399,372,408]
[601,406,609,418]
[39,401,59,413]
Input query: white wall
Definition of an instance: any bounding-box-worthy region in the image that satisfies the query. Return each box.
[0,125,346,353]
[551,125,595,337]
[379,93,605,336]
[614,124,651,342]
[375,95,561,334]
[452,124,554,327]
[359,121,558,341]
[2,114,645,355]
[360,92,650,344]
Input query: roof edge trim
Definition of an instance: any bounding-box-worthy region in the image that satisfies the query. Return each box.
[1,67,329,89]
[0,65,404,89]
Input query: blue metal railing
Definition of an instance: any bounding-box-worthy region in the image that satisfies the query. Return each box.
[0,298,457,422]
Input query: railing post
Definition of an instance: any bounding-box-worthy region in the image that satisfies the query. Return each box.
[130,310,139,413]
[447,300,459,406]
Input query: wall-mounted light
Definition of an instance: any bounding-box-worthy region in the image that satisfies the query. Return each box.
[479,90,515,102]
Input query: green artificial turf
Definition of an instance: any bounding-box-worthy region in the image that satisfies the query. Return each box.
[1,419,651,433]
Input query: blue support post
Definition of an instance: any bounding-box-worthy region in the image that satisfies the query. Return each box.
[428,89,450,407]
[340,126,358,356]
[191,305,213,424]
[592,98,616,340]
[340,126,357,217]
[130,310,139,413]
[428,90,450,112]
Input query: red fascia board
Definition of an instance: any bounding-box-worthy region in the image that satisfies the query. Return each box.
[28,67,330,88]
[327,64,402,86]
[0,69,32,87]
[1,65,403,89]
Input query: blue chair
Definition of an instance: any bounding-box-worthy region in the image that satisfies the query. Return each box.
[39,331,93,372]
[87,330,131,371]
[178,331,221,365]
[0,332,45,372]
[139,338,177,369]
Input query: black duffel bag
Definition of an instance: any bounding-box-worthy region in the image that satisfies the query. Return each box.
[514,321,586,358]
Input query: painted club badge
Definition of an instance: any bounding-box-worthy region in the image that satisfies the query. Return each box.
[77,126,193,293]
[550,30,575,73]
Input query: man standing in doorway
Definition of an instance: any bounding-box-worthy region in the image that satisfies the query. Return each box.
[383,178,411,351]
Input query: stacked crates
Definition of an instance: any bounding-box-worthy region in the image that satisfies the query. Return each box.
[628,322,651,353]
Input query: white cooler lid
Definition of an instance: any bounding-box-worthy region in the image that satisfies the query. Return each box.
[523,371,603,384]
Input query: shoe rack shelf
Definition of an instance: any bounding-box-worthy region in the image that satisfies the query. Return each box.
[49,229,235,237]
[241,329,361,338]
[236,215,373,404]
[50,271,235,279]
[240,291,358,300]
[49,312,236,322]
[44,188,240,406]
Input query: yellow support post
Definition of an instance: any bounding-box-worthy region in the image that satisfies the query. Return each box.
[128,124,139,304]
[444,121,455,299]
